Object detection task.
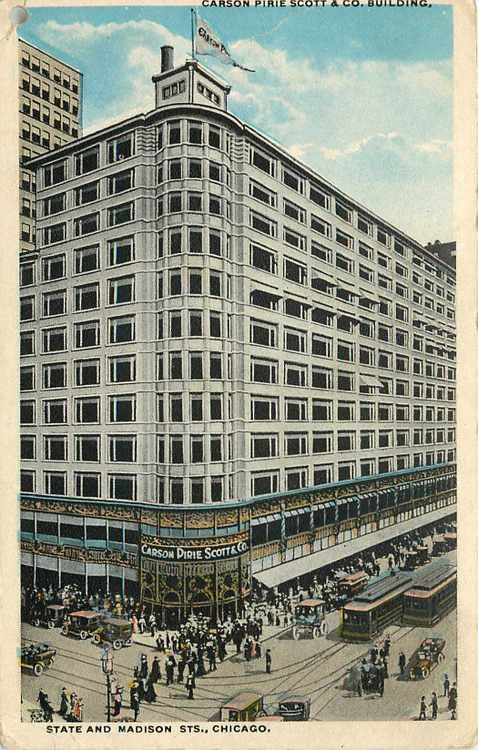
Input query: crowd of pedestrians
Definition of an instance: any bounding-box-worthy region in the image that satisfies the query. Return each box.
[36,687,83,722]
[418,678,457,720]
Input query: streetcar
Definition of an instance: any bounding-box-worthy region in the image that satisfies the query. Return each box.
[291,598,328,640]
[220,693,266,722]
[337,571,369,601]
[402,562,456,627]
[341,573,413,641]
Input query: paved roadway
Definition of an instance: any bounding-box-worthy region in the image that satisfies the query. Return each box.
[21,550,456,724]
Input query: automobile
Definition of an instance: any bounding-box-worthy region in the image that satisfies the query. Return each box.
[21,642,56,676]
[402,550,418,571]
[31,604,66,629]
[415,546,430,566]
[220,693,266,722]
[277,696,311,721]
[407,636,446,680]
[91,617,133,649]
[432,537,449,556]
[61,610,102,640]
[291,599,328,640]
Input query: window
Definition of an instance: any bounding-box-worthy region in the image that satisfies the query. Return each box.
[109,355,135,383]
[109,395,136,423]
[311,242,332,264]
[250,244,277,274]
[250,180,276,207]
[43,193,65,216]
[20,331,35,357]
[75,435,100,462]
[108,133,133,162]
[209,312,221,338]
[21,435,36,460]
[44,223,66,245]
[285,327,306,353]
[43,362,66,389]
[311,214,332,238]
[108,169,133,195]
[251,471,279,496]
[43,399,67,424]
[75,245,99,274]
[286,399,307,421]
[283,168,304,193]
[43,327,66,353]
[251,434,278,459]
[337,340,355,362]
[75,146,99,175]
[251,149,275,176]
[75,321,99,349]
[75,181,99,206]
[209,196,222,215]
[284,258,307,285]
[20,296,35,322]
[210,353,222,379]
[209,271,221,297]
[44,160,66,187]
[190,353,203,380]
[108,276,135,305]
[284,227,306,251]
[310,185,330,209]
[188,192,202,211]
[109,435,136,462]
[109,474,136,501]
[250,320,276,347]
[75,283,99,311]
[337,401,354,421]
[251,358,278,384]
[250,211,277,237]
[188,120,202,144]
[188,159,201,178]
[75,359,100,386]
[74,473,100,499]
[336,229,354,249]
[283,198,305,223]
[45,472,66,495]
[76,397,99,424]
[109,315,135,343]
[74,213,99,237]
[20,400,35,425]
[108,203,134,226]
[285,363,307,386]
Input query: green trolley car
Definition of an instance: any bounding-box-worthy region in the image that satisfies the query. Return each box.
[341,574,413,641]
[402,562,456,627]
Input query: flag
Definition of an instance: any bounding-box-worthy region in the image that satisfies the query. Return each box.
[194,13,255,73]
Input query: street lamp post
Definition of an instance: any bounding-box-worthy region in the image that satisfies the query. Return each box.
[100,646,114,722]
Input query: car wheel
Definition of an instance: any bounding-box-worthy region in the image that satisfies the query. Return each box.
[33,663,44,677]
[33,618,40,628]
[47,621,54,629]
[312,626,320,639]
[320,620,329,636]
[421,667,429,679]
[409,669,415,680]
[113,640,122,650]
[437,652,445,663]
[61,625,68,636]
[93,633,101,644]
[292,625,300,640]
[124,638,132,647]
[79,630,88,640]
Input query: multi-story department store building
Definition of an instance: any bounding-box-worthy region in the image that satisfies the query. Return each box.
[20,47,456,625]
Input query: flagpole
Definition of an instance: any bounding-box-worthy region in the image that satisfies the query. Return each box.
[190,8,196,60]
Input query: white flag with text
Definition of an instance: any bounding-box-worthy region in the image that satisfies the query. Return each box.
[195,14,254,72]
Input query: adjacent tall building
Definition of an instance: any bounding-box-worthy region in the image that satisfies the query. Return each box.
[19,48,456,620]
[19,39,82,254]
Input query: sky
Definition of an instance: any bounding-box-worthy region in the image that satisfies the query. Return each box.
[21,5,453,244]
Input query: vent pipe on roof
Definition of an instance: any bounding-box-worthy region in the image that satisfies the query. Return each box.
[161,46,174,73]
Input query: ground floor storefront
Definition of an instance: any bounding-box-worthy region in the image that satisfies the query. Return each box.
[20,463,456,624]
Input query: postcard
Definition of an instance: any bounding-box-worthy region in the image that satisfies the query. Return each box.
[0,0,477,748]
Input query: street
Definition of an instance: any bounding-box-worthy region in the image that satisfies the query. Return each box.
[21,550,456,724]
